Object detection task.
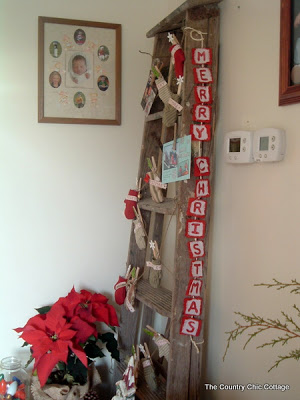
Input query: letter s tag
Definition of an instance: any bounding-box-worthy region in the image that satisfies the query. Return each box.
[180,317,202,336]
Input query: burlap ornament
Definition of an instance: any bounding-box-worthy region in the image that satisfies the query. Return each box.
[155,77,181,128]
[153,335,170,362]
[133,218,146,250]
[31,364,101,400]
[148,258,162,289]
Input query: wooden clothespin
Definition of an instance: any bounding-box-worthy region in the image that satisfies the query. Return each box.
[172,123,177,151]
[146,325,158,336]
[125,264,132,280]
[144,342,151,360]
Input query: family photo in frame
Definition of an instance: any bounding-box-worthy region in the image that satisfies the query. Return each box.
[279,0,300,105]
[38,17,121,124]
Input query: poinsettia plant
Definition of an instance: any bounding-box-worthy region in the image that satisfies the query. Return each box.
[15,287,120,387]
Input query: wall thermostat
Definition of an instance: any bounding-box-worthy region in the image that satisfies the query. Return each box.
[224,130,254,164]
[253,128,286,162]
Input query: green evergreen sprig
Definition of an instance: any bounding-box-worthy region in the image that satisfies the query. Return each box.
[223,279,300,372]
[254,279,300,294]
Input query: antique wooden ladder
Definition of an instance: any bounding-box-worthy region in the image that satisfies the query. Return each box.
[114,1,221,399]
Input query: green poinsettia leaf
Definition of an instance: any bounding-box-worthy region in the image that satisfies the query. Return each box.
[99,332,120,362]
[21,341,29,347]
[35,306,51,314]
[57,361,66,371]
[84,342,105,359]
[25,355,34,368]
[66,355,88,385]
[64,373,75,384]
[87,335,97,342]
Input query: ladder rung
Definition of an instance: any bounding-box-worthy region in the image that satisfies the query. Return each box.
[138,197,177,215]
[145,111,163,122]
[136,279,172,317]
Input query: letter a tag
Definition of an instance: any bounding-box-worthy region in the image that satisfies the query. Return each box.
[183,297,203,316]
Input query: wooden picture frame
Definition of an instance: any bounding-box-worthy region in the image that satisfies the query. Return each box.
[279,0,300,105]
[38,17,121,124]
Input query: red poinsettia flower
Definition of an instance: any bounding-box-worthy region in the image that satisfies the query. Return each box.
[15,287,119,386]
[15,304,87,387]
[74,290,119,327]
[56,287,119,330]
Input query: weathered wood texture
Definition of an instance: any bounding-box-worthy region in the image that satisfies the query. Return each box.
[146,0,221,38]
[166,6,220,400]
[116,2,220,399]
[136,279,172,317]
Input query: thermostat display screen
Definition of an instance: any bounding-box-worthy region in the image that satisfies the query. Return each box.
[259,136,269,151]
[229,138,240,152]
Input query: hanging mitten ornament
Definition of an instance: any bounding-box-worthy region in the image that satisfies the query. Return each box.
[124,189,138,219]
[147,240,162,289]
[114,276,127,305]
[155,76,181,128]
[132,206,146,250]
[145,157,166,204]
[140,343,157,391]
[133,218,146,250]
[124,266,140,313]
[153,334,170,362]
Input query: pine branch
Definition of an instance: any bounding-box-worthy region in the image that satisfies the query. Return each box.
[254,279,300,294]
[223,279,300,371]
[223,311,300,361]
[268,349,300,372]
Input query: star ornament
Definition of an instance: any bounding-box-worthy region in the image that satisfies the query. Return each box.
[149,240,156,250]
[176,75,184,85]
[167,32,174,43]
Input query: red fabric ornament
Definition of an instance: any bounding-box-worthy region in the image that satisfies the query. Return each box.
[187,198,207,218]
[185,220,206,239]
[186,279,203,297]
[192,48,212,65]
[170,44,185,78]
[193,105,212,123]
[180,317,202,336]
[190,124,211,141]
[187,240,205,259]
[124,189,138,220]
[114,276,127,305]
[194,156,210,177]
[183,297,203,317]
[190,260,204,278]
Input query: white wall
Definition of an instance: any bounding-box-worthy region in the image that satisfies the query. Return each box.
[206,0,300,399]
[0,0,170,366]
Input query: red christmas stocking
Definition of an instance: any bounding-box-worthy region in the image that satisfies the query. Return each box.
[170,44,185,78]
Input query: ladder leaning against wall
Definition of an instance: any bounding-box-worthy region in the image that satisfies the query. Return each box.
[114,1,221,399]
